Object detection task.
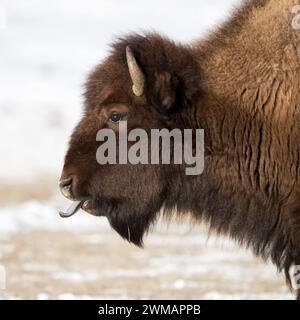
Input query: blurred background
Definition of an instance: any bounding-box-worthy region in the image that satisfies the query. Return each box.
[0,0,293,299]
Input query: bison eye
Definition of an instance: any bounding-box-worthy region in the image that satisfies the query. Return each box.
[109,112,122,123]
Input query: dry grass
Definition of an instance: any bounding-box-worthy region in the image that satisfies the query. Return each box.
[0,179,294,299]
[0,228,293,299]
[0,179,57,205]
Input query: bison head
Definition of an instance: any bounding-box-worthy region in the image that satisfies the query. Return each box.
[59,34,202,246]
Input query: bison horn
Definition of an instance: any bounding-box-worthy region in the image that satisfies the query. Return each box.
[126,46,145,96]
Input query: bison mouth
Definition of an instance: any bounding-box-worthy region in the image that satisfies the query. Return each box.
[59,199,111,218]
[59,197,156,247]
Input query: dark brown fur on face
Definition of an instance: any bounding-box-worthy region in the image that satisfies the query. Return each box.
[61,0,300,298]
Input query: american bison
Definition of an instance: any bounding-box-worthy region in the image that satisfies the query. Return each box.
[59,0,300,298]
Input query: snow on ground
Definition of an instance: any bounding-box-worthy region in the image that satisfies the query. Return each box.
[0,198,106,239]
[0,198,295,300]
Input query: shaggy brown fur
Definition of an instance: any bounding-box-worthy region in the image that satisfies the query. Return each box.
[60,0,300,298]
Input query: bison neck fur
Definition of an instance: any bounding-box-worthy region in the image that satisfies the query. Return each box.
[166,0,300,294]
[109,0,300,286]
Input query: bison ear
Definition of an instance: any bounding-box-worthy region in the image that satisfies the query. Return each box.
[151,71,179,111]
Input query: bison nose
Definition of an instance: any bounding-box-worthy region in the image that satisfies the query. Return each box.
[59,176,73,199]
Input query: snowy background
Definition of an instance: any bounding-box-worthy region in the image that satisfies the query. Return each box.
[0,0,244,183]
[0,0,294,299]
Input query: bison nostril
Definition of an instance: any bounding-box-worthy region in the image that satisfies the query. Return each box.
[59,177,73,189]
[59,177,75,199]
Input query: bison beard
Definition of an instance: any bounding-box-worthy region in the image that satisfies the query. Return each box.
[106,203,156,247]
[60,0,300,299]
